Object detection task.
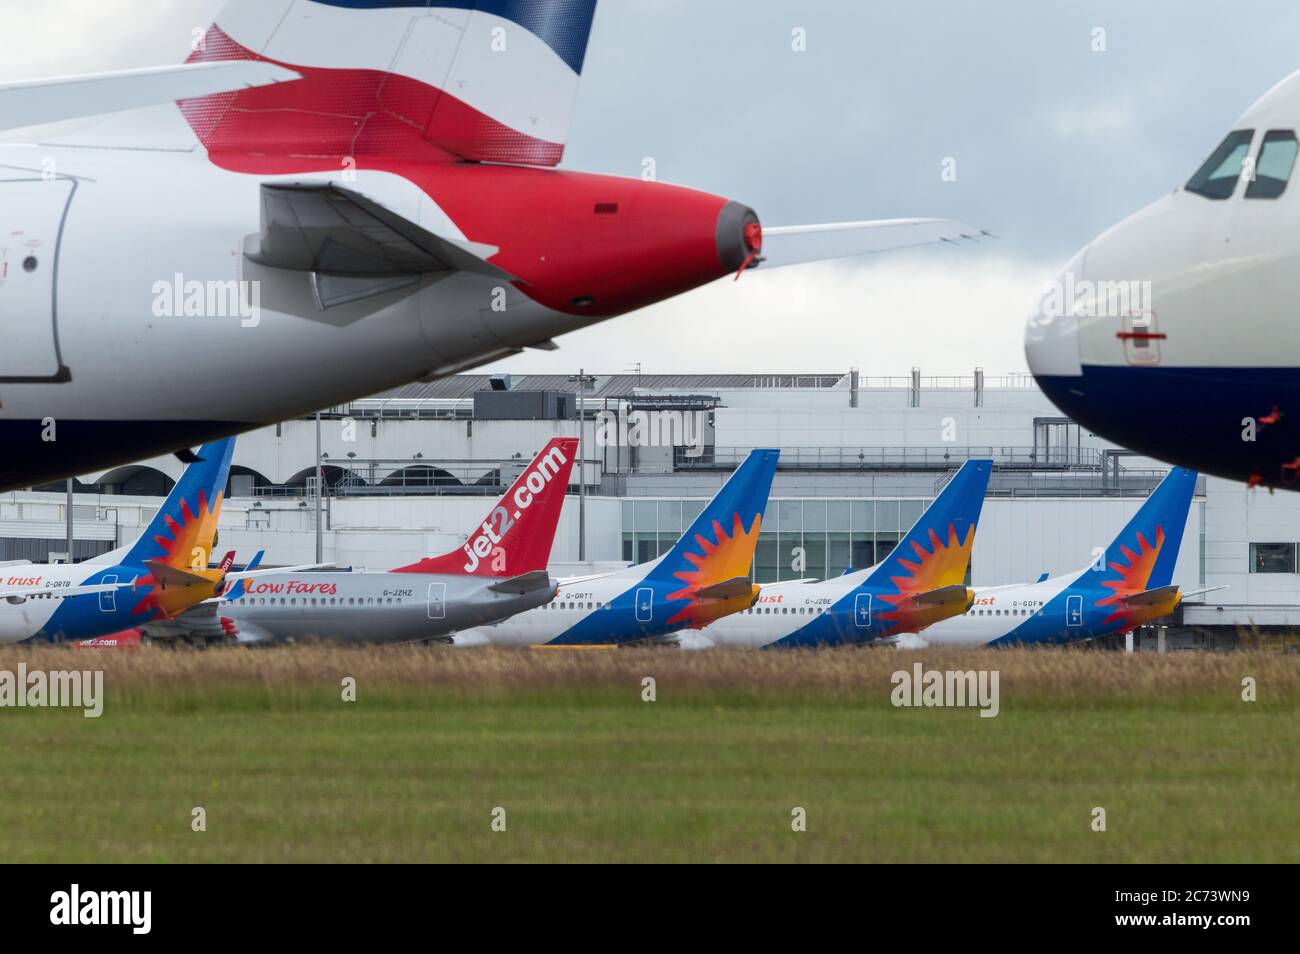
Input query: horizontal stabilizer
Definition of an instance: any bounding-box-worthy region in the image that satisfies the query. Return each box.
[488,570,554,595]
[756,218,986,270]
[1118,584,1181,608]
[0,61,300,134]
[143,561,213,589]
[903,583,974,610]
[247,183,515,286]
[692,576,754,601]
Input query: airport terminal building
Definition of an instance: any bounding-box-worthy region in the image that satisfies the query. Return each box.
[5,370,1299,649]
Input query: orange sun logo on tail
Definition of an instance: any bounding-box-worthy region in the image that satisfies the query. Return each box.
[875,522,975,634]
[131,489,225,621]
[666,513,762,627]
[1095,527,1165,628]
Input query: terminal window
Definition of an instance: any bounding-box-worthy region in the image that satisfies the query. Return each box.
[1250,542,1296,574]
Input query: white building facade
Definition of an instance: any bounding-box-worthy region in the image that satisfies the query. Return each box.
[6,371,1298,647]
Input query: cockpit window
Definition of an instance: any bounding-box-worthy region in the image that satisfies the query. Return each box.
[1185,129,1254,199]
[1245,130,1298,199]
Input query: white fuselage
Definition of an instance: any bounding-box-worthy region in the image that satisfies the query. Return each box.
[0,134,575,489]
[218,570,555,644]
[683,577,859,649]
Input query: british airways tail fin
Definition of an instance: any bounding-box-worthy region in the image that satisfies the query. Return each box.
[643,449,779,587]
[183,0,598,166]
[392,437,577,577]
[122,439,235,571]
[1077,467,1197,592]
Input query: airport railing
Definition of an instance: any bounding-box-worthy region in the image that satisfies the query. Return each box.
[678,445,1100,471]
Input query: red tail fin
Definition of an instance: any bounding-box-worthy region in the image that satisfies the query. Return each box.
[218,550,236,572]
[392,438,577,577]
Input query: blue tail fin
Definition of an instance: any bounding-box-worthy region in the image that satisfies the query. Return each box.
[643,449,779,585]
[865,459,992,592]
[122,439,236,569]
[223,549,264,601]
[1077,466,1197,591]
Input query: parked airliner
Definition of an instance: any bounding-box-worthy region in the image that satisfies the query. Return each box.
[0,0,982,492]
[1027,69,1300,490]
[109,438,576,646]
[450,449,780,647]
[0,438,312,643]
[897,468,1201,648]
[678,460,991,649]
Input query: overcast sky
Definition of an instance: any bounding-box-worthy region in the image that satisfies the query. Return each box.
[6,0,1300,376]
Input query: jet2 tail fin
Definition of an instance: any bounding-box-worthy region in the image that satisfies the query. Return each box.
[393,437,577,577]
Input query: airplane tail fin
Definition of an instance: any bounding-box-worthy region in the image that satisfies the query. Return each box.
[122,439,235,572]
[223,550,265,601]
[1077,466,1197,593]
[392,437,577,577]
[643,449,780,590]
[862,459,991,631]
[183,0,598,166]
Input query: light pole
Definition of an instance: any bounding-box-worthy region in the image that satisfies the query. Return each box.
[65,477,74,563]
[569,370,596,562]
[314,410,323,564]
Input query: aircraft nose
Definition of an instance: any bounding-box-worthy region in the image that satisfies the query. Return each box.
[1025,247,1088,381]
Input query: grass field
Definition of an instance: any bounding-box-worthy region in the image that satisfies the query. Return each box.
[0,645,1296,862]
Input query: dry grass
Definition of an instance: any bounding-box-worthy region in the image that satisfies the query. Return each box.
[3,644,1294,705]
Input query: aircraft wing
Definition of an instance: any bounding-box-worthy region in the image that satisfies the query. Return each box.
[133,601,227,641]
[754,218,987,271]
[0,580,137,602]
[199,562,336,604]
[1178,585,1229,601]
[692,577,755,600]
[246,183,517,308]
[130,601,275,644]
[0,61,300,134]
[558,573,619,588]
[236,563,334,580]
[488,570,554,595]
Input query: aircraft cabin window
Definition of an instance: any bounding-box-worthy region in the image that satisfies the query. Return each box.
[1185,129,1254,199]
[1246,130,1299,199]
